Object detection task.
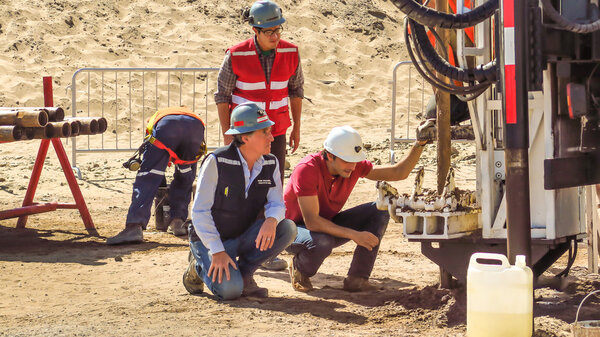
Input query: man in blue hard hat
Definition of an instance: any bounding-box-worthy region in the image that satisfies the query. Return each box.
[215,0,304,271]
[183,102,297,300]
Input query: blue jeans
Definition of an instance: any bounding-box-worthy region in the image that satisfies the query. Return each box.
[287,202,389,279]
[126,115,205,228]
[190,218,297,300]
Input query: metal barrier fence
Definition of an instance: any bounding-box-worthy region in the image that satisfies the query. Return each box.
[70,67,220,176]
[390,61,433,163]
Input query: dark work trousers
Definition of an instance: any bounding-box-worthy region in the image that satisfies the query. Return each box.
[271,134,286,182]
[125,115,205,229]
[286,202,390,279]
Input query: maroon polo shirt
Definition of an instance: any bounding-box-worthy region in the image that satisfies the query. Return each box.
[284,152,373,223]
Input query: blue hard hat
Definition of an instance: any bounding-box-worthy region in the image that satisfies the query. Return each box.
[249,1,286,28]
[225,102,275,135]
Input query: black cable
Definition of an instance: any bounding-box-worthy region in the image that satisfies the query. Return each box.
[427,27,449,60]
[540,0,600,34]
[404,18,493,98]
[392,0,498,29]
[411,19,498,83]
[409,20,492,93]
[405,20,490,97]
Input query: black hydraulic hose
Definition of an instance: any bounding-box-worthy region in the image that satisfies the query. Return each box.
[392,0,498,29]
[410,19,498,83]
[540,0,600,33]
[427,27,449,60]
[404,19,491,98]
[405,19,489,96]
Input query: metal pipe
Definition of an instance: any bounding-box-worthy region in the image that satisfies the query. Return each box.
[0,107,63,121]
[47,107,64,122]
[0,125,23,141]
[69,120,81,137]
[48,121,72,137]
[502,0,532,265]
[435,0,452,195]
[0,109,48,127]
[21,127,35,140]
[25,124,55,139]
[65,117,99,135]
[96,117,107,133]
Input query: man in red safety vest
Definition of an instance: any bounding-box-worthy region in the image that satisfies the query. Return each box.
[215,0,304,271]
[107,107,206,245]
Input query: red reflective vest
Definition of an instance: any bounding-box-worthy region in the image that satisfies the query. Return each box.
[145,107,206,165]
[228,38,299,137]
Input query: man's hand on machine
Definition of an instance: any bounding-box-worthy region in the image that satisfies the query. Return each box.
[416,119,436,145]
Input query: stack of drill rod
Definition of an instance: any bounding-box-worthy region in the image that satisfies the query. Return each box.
[0,107,108,142]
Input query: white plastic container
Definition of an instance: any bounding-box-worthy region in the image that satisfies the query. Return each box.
[467,252,533,337]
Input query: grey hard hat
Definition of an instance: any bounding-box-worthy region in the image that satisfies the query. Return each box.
[225,102,275,135]
[249,1,286,28]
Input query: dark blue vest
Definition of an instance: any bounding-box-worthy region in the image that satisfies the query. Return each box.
[209,144,277,240]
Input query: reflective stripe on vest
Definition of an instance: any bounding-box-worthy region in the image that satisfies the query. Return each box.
[231,95,267,110]
[217,157,241,166]
[235,80,266,91]
[277,48,297,53]
[231,51,256,56]
[231,95,288,111]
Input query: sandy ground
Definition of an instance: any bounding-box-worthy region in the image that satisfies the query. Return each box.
[0,0,599,336]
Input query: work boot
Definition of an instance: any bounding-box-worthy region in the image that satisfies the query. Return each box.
[167,218,187,236]
[155,222,169,232]
[106,224,143,245]
[241,276,268,298]
[182,258,204,295]
[261,256,288,271]
[343,276,381,292]
[289,260,313,292]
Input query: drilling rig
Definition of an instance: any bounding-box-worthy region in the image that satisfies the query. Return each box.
[384,0,600,287]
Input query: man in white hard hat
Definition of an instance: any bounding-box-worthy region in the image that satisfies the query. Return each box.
[215,0,303,271]
[284,126,427,292]
[183,103,296,300]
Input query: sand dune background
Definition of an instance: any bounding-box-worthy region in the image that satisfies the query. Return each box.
[0,1,595,336]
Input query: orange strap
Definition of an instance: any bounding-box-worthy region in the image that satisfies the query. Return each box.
[144,106,206,166]
[147,136,202,166]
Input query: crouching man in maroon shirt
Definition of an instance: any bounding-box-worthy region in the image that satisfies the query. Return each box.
[284,126,427,292]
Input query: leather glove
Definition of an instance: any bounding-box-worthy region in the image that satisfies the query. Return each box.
[416,120,436,144]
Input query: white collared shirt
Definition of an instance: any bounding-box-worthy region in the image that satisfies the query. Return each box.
[191,148,285,254]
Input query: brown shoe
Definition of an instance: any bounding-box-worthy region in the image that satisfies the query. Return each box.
[343,276,381,292]
[289,261,313,292]
[168,218,187,236]
[241,277,268,298]
[182,259,204,295]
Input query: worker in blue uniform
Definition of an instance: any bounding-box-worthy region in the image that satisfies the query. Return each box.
[107,107,206,245]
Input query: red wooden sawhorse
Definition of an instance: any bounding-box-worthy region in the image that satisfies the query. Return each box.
[0,77,94,231]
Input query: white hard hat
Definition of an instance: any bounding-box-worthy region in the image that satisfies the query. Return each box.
[323,126,366,163]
